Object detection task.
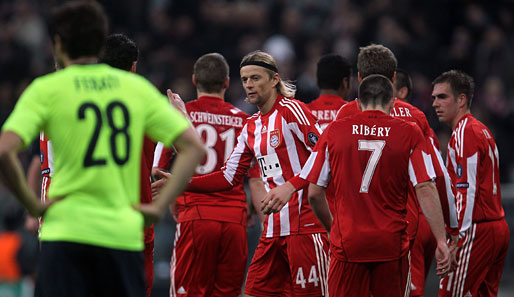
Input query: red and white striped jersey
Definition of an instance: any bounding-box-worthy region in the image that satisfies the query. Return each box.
[447,114,504,234]
[307,94,347,130]
[301,110,436,262]
[188,95,325,237]
[153,96,250,223]
[39,133,53,203]
[336,99,459,234]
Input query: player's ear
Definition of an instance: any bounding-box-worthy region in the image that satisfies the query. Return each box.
[391,72,396,84]
[357,72,363,83]
[192,74,197,86]
[223,77,229,89]
[457,93,467,109]
[130,61,137,74]
[356,98,363,111]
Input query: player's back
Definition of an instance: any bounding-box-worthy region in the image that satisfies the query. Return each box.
[9,63,187,251]
[307,94,347,130]
[325,110,431,262]
[184,96,248,207]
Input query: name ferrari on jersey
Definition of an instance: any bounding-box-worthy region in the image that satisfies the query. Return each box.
[352,124,391,137]
[189,111,244,127]
[257,153,282,178]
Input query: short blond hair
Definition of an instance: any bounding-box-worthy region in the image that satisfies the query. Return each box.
[240,50,296,98]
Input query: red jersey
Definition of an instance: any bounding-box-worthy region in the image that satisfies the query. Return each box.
[188,95,325,237]
[301,110,435,262]
[447,114,504,234]
[154,96,249,224]
[336,99,458,234]
[307,94,347,130]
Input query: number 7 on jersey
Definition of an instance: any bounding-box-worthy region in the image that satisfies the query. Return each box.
[358,140,385,193]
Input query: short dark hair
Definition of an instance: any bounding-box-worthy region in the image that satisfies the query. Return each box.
[194,53,229,93]
[394,68,412,99]
[432,70,475,108]
[316,54,352,90]
[48,1,108,59]
[357,44,397,81]
[99,34,138,71]
[358,74,394,108]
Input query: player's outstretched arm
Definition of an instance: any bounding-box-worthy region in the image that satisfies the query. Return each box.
[0,131,51,217]
[415,180,451,277]
[307,183,332,233]
[137,127,205,225]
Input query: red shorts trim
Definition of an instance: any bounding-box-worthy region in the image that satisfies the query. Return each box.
[245,233,329,297]
[438,220,509,297]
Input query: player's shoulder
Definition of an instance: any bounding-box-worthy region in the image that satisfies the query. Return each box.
[276,96,313,124]
[336,99,359,119]
[460,114,492,142]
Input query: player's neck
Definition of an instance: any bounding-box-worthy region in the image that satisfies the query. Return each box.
[451,110,471,130]
[197,91,224,100]
[65,56,98,67]
[258,91,278,114]
[320,89,343,98]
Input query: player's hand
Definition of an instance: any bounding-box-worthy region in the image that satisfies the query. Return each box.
[261,182,295,215]
[151,170,171,198]
[27,196,64,218]
[435,240,451,278]
[134,203,165,227]
[448,234,459,271]
[167,89,187,115]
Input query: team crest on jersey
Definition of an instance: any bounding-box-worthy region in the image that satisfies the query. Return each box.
[269,129,281,148]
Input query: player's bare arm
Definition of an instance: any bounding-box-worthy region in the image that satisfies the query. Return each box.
[136,127,205,225]
[0,131,55,217]
[414,180,452,277]
[307,183,332,233]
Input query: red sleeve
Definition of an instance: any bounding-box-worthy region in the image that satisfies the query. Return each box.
[282,99,322,150]
[153,143,175,170]
[299,130,331,187]
[187,170,233,192]
[247,161,261,179]
[408,125,436,187]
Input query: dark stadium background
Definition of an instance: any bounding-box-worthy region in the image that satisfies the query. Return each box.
[0,0,513,296]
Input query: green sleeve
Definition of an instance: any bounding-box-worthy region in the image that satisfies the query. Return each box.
[144,86,190,147]
[1,80,48,147]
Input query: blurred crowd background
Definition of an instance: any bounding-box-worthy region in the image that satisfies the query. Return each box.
[1,0,514,296]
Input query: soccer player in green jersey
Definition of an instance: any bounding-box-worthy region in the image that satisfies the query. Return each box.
[0,1,205,297]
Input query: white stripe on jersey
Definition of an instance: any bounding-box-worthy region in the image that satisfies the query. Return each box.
[422,151,436,180]
[318,149,331,187]
[461,153,477,234]
[448,146,457,174]
[223,124,250,186]
[153,142,164,168]
[47,140,54,177]
[299,152,317,180]
[455,118,468,157]
[408,160,418,186]
[283,98,311,125]
[170,223,181,297]
[267,111,290,236]
[280,98,309,125]
[430,138,459,229]
[282,118,303,175]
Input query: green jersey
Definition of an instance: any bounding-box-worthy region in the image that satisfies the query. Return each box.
[2,64,189,251]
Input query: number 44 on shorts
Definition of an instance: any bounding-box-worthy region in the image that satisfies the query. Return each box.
[296,266,319,288]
